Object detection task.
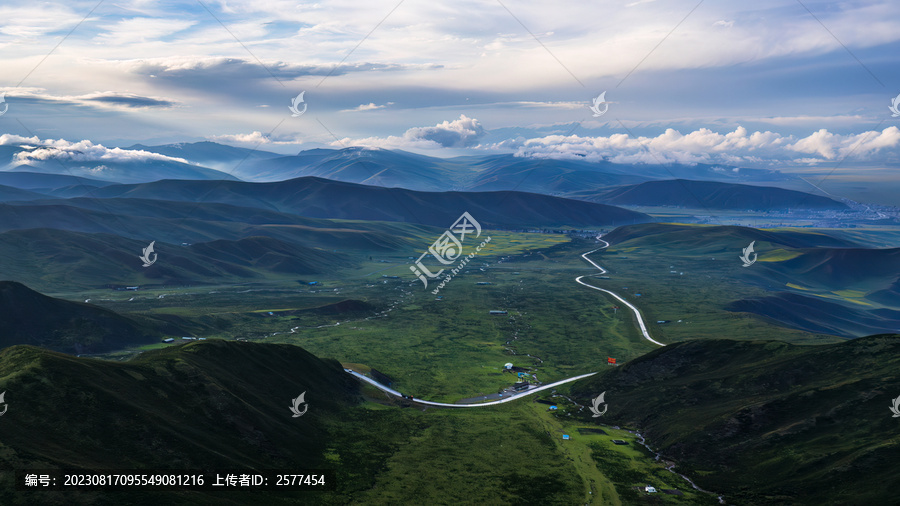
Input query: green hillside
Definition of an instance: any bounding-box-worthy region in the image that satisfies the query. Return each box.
[0,281,166,353]
[0,199,421,252]
[571,336,900,505]
[0,340,361,505]
[0,229,356,291]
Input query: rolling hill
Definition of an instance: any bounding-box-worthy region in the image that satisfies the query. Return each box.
[0,281,166,353]
[0,229,356,291]
[591,179,848,210]
[124,141,283,168]
[6,159,240,184]
[726,291,900,337]
[240,147,462,190]
[0,340,361,505]
[0,170,115,190]
[601,223,861,253]
[59,176,653,228]
[0,184,53,202]
[0,199,419,253]
[571,336,900,505]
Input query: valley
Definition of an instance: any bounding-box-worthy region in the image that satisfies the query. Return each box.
[0,147,898,505]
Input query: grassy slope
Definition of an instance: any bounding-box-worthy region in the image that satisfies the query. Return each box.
[0,281,165,353]
[0,340,361,505]
[571,336,900,505]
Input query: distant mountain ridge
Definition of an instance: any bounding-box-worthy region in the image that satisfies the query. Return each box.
[58,176,654,228]
[592,179,847,210]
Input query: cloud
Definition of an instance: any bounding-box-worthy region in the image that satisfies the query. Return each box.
[0,88,178,110]
[209,131,302,145]
[341,102,394,112]
[94,17,195,45]
[112,56,442,81]
[2,136,192,165]
[334,115,486,149]
[482,126,900,166]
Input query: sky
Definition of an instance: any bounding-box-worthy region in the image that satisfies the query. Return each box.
[1,0,900,170]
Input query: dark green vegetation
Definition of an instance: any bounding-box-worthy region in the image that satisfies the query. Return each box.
[0,340,357,505]
[592,179,847,210]
[0,281,171,353]
[571,336,900,505]
[0,340,588,505]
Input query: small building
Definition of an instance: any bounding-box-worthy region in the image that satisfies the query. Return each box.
[182,336,195,340]
[549,405,558,410]
[562,434,570,440]
[163,338,174,343]
[504,363,514,370]
[513,382,529,391]
[198,337,207,340]
[612,440,628,445]
[308,281,318,285]
[645,486,657,494]
[476,282,492,285]
[489,310,508,315]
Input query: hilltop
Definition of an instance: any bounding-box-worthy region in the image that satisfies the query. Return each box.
[0,281,165,353]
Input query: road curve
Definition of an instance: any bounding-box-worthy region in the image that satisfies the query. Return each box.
[575,239,665,347]
[345,369,598,407]
[342,238,660,407]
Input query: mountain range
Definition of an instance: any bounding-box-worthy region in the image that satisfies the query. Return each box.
[30,176,654,229]
[1,141,846,213]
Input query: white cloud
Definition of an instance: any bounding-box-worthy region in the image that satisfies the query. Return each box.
[94,17,195,45]
[0,87,178,110]
[4,136,192,164]
[341,102,394,112]
[483,126,900,166]
[209,131,302,145]
[334,114,486,149]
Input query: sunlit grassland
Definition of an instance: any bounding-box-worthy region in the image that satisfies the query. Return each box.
[87,230,845,393]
